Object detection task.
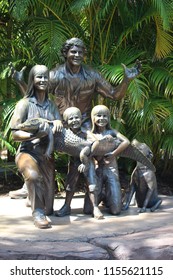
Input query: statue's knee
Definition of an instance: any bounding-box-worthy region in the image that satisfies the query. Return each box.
[109,205,121,215]
[88,184,97,192]
[25,169,41,182]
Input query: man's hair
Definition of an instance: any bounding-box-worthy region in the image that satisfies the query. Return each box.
[61,38,87,58]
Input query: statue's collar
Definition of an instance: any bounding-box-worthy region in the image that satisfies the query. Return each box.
[29,96,49,109]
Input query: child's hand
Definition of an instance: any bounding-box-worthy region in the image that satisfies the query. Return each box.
[103,152,115,163]
[78,163,89,173]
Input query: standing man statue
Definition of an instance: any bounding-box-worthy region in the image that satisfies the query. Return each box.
[9,37,141,201]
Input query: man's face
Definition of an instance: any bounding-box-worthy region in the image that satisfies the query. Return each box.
[94,111,109,128]
[66,111,82,131]
[66,46,84,67]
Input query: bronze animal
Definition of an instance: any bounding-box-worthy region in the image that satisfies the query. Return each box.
[122,140,162,213]
[16,118,156,172]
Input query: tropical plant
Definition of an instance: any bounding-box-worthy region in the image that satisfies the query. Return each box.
[0,0,173,178]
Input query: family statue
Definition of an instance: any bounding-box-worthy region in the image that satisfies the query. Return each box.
[9,37,161,229]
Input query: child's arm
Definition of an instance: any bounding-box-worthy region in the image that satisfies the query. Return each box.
[105,130,130,158]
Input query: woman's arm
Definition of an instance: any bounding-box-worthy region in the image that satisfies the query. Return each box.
[10,99,47,142]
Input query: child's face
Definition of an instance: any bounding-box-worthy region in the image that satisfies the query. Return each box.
[66,112,82,131]
[93,110,109,128]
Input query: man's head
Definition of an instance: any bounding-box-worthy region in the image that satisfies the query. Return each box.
[61,38,87,58]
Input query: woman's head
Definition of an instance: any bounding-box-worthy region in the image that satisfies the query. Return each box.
[26,65,49,98]
[91,105,111,132]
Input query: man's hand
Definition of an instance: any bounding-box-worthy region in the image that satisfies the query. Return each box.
[8,62,26,83]
[122,59,141,80]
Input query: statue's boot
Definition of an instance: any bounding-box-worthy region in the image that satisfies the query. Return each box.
[9,183,28,199]
[54,204,71,217]
[32,208,51,229]
[54,191,73,217]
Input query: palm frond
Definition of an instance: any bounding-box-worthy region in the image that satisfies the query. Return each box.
[149,59,173,98]
[127,76,150,110]
[0,132,16,155]
[29,18,71,67]
[159,134,173,159]
[154,17,173,59]
[125,96,172,135]
[151,0,172,29]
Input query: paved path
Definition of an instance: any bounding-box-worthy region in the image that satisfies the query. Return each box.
[0,193,173,259]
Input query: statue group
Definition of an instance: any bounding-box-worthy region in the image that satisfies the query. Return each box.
[9,38,161,229]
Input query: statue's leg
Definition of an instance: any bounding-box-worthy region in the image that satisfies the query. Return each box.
[138,188,153,213]
[104,165,122,215]
[122,183,136,210]
[83,161,104,218]
[85,160,104,219]
[138,171,160,213]
[16,152,51,229]
[150,199,162,212]
[54,160,80,217]
[41,156,55,216]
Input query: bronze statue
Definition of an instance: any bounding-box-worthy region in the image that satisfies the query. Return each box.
[18,111,155,219]
[17,117,155,171]
[9,37,141,128]
[54,107,104,219]
[9,37,141,201]
[17,113,157,220]
[122,140,162,213]
[88,105,130,215]
[10,65,62,229]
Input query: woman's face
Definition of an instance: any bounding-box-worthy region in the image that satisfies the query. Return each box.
[34,68,49,92]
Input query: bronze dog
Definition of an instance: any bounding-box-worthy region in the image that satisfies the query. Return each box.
[122,140,162,213]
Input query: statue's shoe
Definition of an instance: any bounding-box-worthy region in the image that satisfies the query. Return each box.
[54,204,71,217]
[9,187,28,199]
[93,206,104,220]
[33,209,51,229]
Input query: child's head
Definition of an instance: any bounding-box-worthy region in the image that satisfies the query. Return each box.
[63,107,82,131]
[91,105,111,132]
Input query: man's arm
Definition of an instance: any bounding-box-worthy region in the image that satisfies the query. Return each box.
[96,60,141,100]
[9,62,27,95]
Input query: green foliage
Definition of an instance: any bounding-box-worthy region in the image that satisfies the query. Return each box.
[1,0,173,176]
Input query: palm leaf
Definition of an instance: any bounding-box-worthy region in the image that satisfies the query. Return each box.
[154,17,173,59]
[29,17,70,67]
